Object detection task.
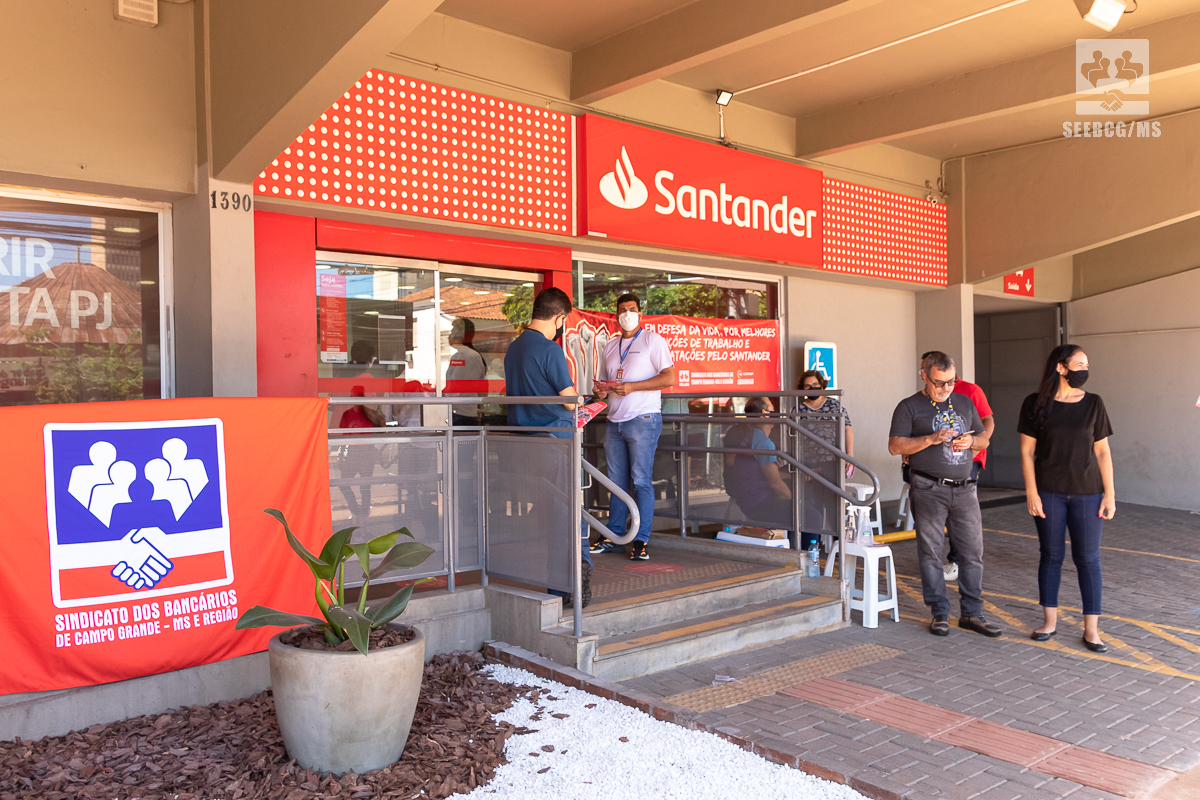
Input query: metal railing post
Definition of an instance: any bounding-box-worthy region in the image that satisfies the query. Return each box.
[479,427,488,588]
[444,405,456,594]
[838,410,849,622]
[679,418,689,537]
[791,407,802,551]
[572,426,584,638]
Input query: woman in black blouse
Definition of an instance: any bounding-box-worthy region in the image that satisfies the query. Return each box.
[1018,344,1115,652]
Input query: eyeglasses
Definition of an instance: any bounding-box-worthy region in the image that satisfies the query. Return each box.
[927,376,958,389]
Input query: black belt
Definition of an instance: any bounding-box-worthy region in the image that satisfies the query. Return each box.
[910,468,976,488]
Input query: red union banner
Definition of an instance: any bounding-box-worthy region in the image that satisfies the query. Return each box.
[0,397,330,693]
[578,114,823,267]
[564,310,780,395]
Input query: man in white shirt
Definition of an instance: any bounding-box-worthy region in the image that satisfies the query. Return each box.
[445,317,487,425]
[590,293,676,561]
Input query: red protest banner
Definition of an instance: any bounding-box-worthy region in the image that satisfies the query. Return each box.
[0,397,330,694]
[564,310,780,394]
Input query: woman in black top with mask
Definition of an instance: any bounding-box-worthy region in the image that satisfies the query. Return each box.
[1018,344,1115,652]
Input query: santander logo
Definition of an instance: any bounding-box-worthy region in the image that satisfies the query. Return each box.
[597,144,816,239]
[599,147,648,209]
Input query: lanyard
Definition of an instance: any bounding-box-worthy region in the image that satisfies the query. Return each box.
[618,329,641,365]
[928,392,955,429]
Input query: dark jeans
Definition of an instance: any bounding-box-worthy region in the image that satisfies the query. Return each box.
[1034,492,1104,615]
[910,475,984,617]
[945,461,982,564]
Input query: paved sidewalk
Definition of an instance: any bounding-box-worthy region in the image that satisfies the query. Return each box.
[622,502,1200,799]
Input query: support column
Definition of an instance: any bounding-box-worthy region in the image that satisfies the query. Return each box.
[172,167,258,397]
[915,284,974,383]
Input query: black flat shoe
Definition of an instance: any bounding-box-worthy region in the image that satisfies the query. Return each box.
[1030,629,1057,642]
[1082,636,1108,653]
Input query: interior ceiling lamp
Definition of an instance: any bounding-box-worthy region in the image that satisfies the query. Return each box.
[1073,0,1127,31]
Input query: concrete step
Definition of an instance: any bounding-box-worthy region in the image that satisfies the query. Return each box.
[564,565,805,638]
[586,593,843,682]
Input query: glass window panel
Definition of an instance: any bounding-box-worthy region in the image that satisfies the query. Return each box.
[439,268,539,426]
[575,261,777,320]
[0,197,160,406]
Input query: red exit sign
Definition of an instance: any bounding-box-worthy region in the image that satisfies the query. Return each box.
[1004,269,1034,296]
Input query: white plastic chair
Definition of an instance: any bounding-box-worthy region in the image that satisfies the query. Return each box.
[847,481,884,539]
[895,483,915,530]
[823,538,899,628]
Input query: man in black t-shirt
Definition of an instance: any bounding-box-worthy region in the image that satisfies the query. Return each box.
[888,351,1001,639]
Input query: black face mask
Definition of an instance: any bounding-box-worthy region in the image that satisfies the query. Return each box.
[554,318,565,343]
[1065,368,1089,389]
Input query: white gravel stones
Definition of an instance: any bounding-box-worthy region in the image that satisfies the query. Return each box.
[449,664,867,800]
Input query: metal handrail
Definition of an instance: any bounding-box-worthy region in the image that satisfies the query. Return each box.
[580,458,640,546]
[781,419,880,506]
[659,414,880,506]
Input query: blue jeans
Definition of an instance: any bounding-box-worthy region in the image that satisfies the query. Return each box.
[1034,492,1104,615]
[604,413,662,544]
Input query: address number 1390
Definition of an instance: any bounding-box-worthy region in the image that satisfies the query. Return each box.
[210,191,252,212]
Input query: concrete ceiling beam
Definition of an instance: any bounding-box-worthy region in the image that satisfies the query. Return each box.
[570,0,883,105]
[958,108,1200,284]
[205,0,443,184]
[795,11,1200,157]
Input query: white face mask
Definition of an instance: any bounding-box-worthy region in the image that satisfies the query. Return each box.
[618,310,640,332]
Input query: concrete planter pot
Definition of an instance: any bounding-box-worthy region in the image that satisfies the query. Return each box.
[268,625,426,774]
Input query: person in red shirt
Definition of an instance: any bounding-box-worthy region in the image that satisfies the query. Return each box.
[943,365,995,581]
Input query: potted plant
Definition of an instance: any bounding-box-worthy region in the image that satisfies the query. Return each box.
[237,509,435,774]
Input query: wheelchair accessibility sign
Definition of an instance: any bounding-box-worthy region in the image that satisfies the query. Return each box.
[44,419,232,609]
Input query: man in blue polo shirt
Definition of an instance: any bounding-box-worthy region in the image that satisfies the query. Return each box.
[504,287,591,606]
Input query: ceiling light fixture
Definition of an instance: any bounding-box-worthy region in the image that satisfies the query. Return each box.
[715,90,734,145]
[113,226,139,234]
[1074,0,1126,30]
[444,277,463,282]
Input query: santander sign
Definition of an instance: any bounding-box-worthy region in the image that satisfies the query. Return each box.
[579,115,822,267]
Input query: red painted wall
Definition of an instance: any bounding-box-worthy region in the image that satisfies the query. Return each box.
[255,213,577,397]
[316,219,572,277]
[255,212,318,397]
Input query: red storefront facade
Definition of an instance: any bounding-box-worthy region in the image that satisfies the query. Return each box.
[252,69,948,402]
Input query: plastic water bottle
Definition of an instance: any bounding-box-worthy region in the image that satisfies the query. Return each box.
[807,544,821,578]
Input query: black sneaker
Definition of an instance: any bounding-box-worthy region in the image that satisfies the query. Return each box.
[629,541,649,561]
[589,539,624,555]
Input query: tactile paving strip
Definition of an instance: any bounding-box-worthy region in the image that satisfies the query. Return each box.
[788,677,1177,798]
[590,561,756,598]
[663,643,901,714]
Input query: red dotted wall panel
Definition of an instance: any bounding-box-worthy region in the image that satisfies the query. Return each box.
[255,70,574,235]
[822,178,948,286]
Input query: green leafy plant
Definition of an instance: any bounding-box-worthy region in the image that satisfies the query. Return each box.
[236,509,435,655]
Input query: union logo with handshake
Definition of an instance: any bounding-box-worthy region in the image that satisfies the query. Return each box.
[44,420,233,608]
[1076,39,1149,116]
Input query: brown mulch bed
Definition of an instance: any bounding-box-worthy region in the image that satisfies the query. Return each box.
[0,651,544,800]
[280,625,416,652]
